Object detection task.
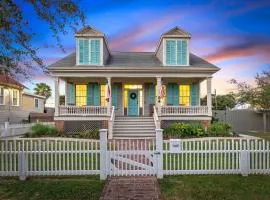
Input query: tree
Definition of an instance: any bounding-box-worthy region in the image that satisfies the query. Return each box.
[0,0,85,78]
[34,83,51,103]
[201,93,236,110]
[231,67,270,132]
[231,67,270,110]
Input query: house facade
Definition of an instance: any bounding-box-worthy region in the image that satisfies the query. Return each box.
[0,73,46,123]
[48,26,219,138]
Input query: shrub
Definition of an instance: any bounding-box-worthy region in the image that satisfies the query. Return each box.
[78,129,99,139]
[25,124,59,138]
[164,122,205,138]
[207,122,231,137]
[164,121,231,138]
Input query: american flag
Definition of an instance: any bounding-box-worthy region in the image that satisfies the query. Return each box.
[159,83,165,99]
[106,84,111,102]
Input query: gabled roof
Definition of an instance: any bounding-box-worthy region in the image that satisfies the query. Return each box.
[0,74,25,89]
[75,26,104,37]
[23,92,46,99]
[162,26,191,38]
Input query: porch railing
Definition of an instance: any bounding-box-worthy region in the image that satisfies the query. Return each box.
[59,106,108,116]
[160,106,209,116]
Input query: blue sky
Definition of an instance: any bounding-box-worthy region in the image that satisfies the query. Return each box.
[20,0,270,106]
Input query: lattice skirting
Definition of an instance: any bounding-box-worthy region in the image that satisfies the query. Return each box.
[64,121,104,134]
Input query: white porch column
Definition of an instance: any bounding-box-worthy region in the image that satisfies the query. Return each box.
[157,77,162,115]
[107,77,111,116]
[207,77,212,116]
[55,77,60,116]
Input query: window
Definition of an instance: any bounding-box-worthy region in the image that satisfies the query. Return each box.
[34,98,39,108]
[78,39,101,65]
[100,84,107,106]
[0,87,4,105]
[12,90,19,106]
[165,39,188,66]
[75,85,87,106]
[179,85,190,106]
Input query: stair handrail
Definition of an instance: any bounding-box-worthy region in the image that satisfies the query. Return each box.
[153,106,160,129]
[108,106,115,139]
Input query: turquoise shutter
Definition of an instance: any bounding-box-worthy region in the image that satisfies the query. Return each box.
[149,83,155,105]
[173,84,179,106]
[167,83,179,105]
[90,39,100,65]
[93,83,100,105]
[67,83,75,105]
[191,83,199,106]
[112,84,118,109]
[83,39,89,64]
[79,40,84,64]
[166,83,173,105]
[87,83,93,105]
[166,40,176,65]
[177,40,187,65]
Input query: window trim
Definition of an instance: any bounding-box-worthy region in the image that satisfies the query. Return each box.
[76,38,103,66]
[12,89,19,106]
[0,87,5,105]
[34,98,39,109]
[163,38,189,66]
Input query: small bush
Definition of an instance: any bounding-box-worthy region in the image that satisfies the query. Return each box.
[65,130,99,139]
[164,121,231,139]
[78,129,99,139]
[208,122,231,137]
[25,124,59,138]
[164,122,205,138]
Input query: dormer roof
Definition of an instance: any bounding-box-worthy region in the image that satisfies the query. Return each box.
[75,26,104,37]
[162,26,191,38]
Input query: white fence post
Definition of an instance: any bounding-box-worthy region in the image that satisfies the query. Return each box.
[240,140,250,176]
[156,129,163,179]
[18,152,28,181]
[100,129,108,180]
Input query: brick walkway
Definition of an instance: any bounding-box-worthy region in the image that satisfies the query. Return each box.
[99,176,164,200]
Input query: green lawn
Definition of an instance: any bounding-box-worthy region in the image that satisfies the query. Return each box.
[159,175,270,200]
[0,176,104,200]
[243,132,270,141]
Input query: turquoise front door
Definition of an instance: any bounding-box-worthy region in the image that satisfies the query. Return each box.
[128,89,139,116]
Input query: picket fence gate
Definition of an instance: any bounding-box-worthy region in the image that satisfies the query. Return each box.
[0,129,270,180]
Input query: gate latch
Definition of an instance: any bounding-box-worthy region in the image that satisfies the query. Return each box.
[154,152,160,155]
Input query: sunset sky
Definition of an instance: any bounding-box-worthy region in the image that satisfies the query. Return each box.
[20,0,270,106]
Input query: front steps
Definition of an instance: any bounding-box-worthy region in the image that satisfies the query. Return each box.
[113,116,156,139]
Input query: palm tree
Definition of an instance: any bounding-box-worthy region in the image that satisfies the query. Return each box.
[34,83,52,104]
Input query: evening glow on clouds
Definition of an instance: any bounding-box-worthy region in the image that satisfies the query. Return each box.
[21,0,270,107]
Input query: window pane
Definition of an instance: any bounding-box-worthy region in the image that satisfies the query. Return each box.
[100,84,107,106]
[179,85,190,106]
[75,85,87,106]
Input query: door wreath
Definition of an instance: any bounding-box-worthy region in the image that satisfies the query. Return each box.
[130,92,137,99]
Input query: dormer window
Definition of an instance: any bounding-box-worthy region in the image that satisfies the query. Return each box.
[165,39,188,66]
[77,38,101,65]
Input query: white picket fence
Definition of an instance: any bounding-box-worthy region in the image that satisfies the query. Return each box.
[0,129,270,180]
[0,137,100,180]
[0,122,55,138]
[163,137,270,176]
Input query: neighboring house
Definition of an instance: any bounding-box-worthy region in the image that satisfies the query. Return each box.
[22,92,46,113]
[0,73,45,123]
[48,26,219,138]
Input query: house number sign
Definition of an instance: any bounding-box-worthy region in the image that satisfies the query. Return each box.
[169,139,182,153]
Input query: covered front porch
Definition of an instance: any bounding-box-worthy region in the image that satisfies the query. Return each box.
[54,76,212,120]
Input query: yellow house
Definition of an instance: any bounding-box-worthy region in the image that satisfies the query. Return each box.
[0,73,46,123]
